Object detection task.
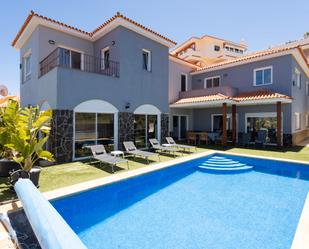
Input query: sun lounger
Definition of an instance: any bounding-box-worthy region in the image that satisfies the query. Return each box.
[123,141,159,163]
[165,137,197,152]
[88,145,128,173]
[149,138,180,157]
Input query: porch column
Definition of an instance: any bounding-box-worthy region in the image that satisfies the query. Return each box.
[277,101,282,147]
[232,104,237,145]
[222,103,227,146]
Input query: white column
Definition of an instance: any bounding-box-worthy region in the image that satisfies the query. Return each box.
[114,112,119,150]
[157,114,161,143]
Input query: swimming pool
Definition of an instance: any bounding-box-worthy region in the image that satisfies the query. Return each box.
[52,153,309,249]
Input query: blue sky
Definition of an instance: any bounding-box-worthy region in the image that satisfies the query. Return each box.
[1,0,308,95]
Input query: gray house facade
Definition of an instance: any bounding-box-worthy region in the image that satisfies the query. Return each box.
[169,46,309,146]
[13,11,175,162]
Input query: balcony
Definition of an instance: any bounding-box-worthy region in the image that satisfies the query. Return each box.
[179,86,238,99]
[39,47,120,78]
[178,48,201,60]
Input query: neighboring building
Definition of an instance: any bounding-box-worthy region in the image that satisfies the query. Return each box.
[12,11,175,162]
[12,11,309,163]
[170,35,247,67]
[0,85,19,107]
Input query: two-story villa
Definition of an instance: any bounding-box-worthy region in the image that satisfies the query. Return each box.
[12,11,309,163]
[169,37,309,147]
[12,11,176,162]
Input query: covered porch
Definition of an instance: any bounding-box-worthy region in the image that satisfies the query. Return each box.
[170,90,293,147]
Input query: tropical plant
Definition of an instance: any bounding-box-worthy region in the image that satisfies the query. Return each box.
[0,100,19,159]
[0,100,54,171]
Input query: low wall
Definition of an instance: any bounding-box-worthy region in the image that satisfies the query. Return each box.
[292,129,309,145]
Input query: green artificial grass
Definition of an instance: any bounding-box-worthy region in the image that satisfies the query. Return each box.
[0,145,308,203]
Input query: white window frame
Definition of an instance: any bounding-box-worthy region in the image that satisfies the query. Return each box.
[23,49,31,81]
[142,49,151,72]
[294,68,301,88]
[172,115,189,140]
[181,73,188,92]
[245,112,283,145]
[58,45,84,70]
[306,81,309,95]
[253,66,273,86]
[306,114,309,128]
[204,76,221,88]
[101,46,110,70]
[294,112,301,131]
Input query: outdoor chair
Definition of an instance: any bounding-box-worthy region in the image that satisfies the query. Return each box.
[165,137,197,152]
[199,133,209,145]
[255,130,267,148]
[123,141,159,163]
[187,132,197,145]
[149,138,180,157]
[238,132,251,147]
[88,145,129,173]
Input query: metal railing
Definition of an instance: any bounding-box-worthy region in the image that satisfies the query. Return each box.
[39,47,120,78]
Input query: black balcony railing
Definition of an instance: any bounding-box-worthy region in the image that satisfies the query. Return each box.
[39,47,120,78]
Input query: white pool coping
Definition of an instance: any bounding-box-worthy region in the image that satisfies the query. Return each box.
[1,149,308,249]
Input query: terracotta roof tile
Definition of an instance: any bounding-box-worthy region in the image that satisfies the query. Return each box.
[233,90,292,101]
[172,90,292,105]
[12,11,176,47]
[0,96,19,107]
[194,43,309,72]
[173,93,232,105]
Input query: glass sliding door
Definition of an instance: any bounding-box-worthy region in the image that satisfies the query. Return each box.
[134,114,158,148]
[246,116,277,143]
[97,113,114,152]
[74,113,96,158]
[74,112,115,158]
[212,114,233,141]
[147,115,157,147]
[172,115,188,140]
[134,115,146,148]
[180,116,188,140]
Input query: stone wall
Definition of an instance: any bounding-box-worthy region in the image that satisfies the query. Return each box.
[49,110,73,163]
[161,114,169,142]
[118,112,134,150]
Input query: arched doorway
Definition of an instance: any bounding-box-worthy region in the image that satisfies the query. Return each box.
[73,99,119,159]
[133,104,161,148]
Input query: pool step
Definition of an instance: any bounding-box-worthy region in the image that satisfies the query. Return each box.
[198,156,253,174]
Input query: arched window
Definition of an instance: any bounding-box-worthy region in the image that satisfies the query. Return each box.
[73,100,118,159]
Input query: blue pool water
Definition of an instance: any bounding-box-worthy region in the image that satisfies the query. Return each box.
[52,154,309,249]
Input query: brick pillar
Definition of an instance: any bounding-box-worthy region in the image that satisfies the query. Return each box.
[277,101,282,147]
[232,104,237,145]
[222,103,227,146]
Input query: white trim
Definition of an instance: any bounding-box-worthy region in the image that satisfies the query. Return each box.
[74,99,118,113]
[40,101,51,111]
[294,112,301,131]
[13,15,175,50]
[294,68,301,88]
[73,99,119,160]
[204,75,221,88]
[306,81,309,95]
[169,55,201,70]
[101,46,110,70]
[244,112,283,144]
[142,49,151,71]
[253,66,273,86]
[190,50,291,75]
[181,73,188,92]
[134,104,161,115]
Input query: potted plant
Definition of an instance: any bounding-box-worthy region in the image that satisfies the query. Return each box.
[0,100,21,176]
[1,100,54,187]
